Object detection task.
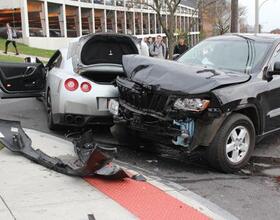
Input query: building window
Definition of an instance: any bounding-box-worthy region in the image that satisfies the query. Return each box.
[150,14,155,34]
[94,9,105,32]
[106,10,116,32]
[126,12,133,35]
[181,16,185,32]
[0,8,22,38]
[156,14,161,33]
[48,3,64,37]
[94,0,104,4]
[143,13,149,34]
[162,15,167,30]
[105,0,115,6]
[117,11,125,34]
[116,0,124,6]
[81,8,93,35]
[27,0,46,37]
[135,12,141,35]
[65,6,80,37]
[186,17,189,32]
[176,16,180,31]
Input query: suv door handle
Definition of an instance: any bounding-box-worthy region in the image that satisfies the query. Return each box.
[23,66,36,77]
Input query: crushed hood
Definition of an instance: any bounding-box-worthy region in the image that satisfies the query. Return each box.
[122,55,250,94]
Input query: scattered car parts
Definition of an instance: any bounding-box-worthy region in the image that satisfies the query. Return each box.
[0,119,142,180]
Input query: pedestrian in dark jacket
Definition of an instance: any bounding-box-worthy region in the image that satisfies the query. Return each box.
[174,37,188,55]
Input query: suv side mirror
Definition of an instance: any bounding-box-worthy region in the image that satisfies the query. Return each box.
[264,62,280,82]
[173,54,180,60]
[274,62,280,72]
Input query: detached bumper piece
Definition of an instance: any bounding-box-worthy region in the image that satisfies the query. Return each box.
[0,119,136,180]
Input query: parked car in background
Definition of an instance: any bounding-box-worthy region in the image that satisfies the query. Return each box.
[110,34,280,173]
[0,33,147,130]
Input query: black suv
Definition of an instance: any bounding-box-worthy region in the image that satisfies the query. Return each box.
[110,34,280,173]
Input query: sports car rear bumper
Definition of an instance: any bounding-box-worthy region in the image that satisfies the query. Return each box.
[53,113,113,127]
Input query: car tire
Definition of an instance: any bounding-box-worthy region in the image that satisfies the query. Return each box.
[206,113,255,173]
[47,90,58,131]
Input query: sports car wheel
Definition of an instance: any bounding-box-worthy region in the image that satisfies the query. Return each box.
[207,113,255,173]
[47,90,58,130]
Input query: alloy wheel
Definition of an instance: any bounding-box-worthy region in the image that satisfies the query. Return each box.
[225,126,250,164]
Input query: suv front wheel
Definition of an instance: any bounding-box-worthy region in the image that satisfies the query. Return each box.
[207,113,255,173]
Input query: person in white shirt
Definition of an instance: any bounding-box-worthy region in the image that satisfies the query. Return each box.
[149,35,166,59]
[4,23,19,55]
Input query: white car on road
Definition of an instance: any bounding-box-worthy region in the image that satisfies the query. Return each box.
[0,33,148,129]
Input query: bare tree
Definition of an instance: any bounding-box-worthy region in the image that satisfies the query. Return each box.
[128,0,202,59]
[201,0,246,36]
[128,0,182,59]
[128,0,219,58]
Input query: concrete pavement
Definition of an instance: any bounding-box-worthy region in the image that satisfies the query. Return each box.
[1,50,49,62]
[0,128,237,220]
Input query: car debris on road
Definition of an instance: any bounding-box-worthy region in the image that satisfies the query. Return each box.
[0,119,145,180]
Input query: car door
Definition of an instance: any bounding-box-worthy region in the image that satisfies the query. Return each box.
[263,44,280,132]
[0,61,46,99]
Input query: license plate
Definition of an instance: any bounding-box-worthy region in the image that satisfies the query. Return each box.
[98,98,110,111]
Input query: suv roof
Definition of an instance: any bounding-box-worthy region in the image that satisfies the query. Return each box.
[210,33,280,43]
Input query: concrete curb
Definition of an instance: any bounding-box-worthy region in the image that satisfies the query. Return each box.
[21,128,238,220]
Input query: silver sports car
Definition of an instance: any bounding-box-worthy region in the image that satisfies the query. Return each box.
[0,33,148,129]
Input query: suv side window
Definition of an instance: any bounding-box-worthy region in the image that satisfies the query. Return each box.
[270,45,280,70]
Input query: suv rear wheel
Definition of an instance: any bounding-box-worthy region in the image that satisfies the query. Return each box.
[207,113,255,173]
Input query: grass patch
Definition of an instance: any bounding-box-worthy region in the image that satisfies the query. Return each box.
[0,54,24,63]
[0,143,3,150]
[0,38,54,58]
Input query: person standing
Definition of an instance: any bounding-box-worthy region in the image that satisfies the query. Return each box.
[146,36,153,56]
[4,23,19,55]
[174,37,188,55]
[149,35,166,59]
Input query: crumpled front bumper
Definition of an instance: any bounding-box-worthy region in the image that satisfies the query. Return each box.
[111,100,227,152]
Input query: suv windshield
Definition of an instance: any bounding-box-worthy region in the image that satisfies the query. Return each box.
[177,38,271,73]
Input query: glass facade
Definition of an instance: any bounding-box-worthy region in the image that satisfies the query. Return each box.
[15,0,199,46]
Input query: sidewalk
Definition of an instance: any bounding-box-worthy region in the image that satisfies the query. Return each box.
[0,129,237,220]
[0,50,49,62]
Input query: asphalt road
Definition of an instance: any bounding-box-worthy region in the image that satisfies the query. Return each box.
[0,98,280,220]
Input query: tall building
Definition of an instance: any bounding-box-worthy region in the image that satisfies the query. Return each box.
[0,0,200,50]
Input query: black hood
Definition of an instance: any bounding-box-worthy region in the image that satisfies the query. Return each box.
[122,55,250,94]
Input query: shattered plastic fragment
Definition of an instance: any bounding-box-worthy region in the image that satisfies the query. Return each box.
[0,119,132,179]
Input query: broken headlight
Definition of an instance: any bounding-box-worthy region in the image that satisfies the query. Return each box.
[173,98,210,112]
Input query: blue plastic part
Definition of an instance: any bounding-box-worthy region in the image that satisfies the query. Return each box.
[172,118,195,147]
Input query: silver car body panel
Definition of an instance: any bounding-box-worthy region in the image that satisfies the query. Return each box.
[45,35,147,123]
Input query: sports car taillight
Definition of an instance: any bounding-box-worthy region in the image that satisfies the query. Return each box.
[64,78,79,91]
[80,82,92,92]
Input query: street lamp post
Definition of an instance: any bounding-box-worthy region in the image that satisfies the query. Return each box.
[255,0,270,34]
[255,0,259,34]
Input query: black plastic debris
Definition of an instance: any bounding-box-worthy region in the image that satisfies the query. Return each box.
[88,214,96,220]
[0,119,131,179]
